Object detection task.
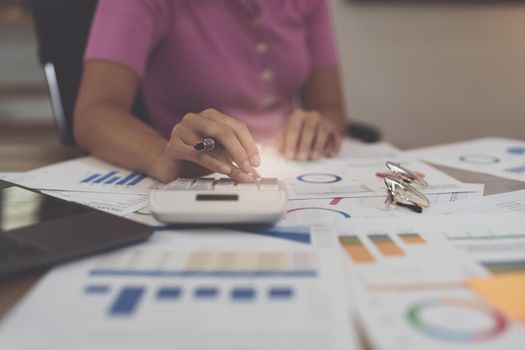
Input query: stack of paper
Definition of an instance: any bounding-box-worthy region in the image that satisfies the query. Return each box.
[2,137,524,349]
[0,225,358,350]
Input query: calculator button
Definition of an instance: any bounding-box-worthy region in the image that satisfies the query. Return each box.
[166,178,194,190]
[214,178,236,189]
[192,178,215,190]
[259,178,279,191]
[236,182,259,191]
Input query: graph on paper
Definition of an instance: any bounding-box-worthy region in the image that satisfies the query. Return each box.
[20,156,163,193]
[84,284,296,317]
[89,249,319,278]
[80,170,146,187]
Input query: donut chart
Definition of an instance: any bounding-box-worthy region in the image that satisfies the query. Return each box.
[287,207,351,218]
[297,173,342,184]
[406,298,507,343]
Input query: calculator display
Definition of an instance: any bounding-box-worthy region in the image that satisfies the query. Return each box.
[195,194,239,201]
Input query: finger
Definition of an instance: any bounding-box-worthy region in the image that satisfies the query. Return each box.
[171,123,201,147]
[181,113,254,174]
[311,124,330,160]
[283,111,305,159]
[212,152,255,182]
[167,139,232,175]
[275,129,285,155]
[296,114,320,160]
[174,124,242,175]
[200,108,260,167]
[326,131,342,158]
[229,166,256,183]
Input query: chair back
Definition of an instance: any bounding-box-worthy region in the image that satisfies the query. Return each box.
[31,0,148,145]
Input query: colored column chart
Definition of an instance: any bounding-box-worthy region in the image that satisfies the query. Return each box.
[89,250,318,278]
[81,171,146,187]
[339,236,375,263]
[84,284,297,318]
[399,233,426,245]
[20,156,163,193]
[481,259,525,275]
[110,287,145,316]
[368,234,405,257]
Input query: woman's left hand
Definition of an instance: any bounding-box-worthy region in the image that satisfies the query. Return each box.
[276,109,342,161]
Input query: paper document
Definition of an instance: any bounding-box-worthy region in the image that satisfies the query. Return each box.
[18,156,164,194]
[467,273,525,322]
[0,225,358,350]
[336,213,525,350]
[279,184,483,226]
[0,172,25,183]
[407,137,525,182]
[336,140,402,159]
[258,146,471,200]
[42,190,149,217]
[432,188,525,214]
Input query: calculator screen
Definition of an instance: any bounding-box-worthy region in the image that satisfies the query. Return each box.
[196,194,239,201]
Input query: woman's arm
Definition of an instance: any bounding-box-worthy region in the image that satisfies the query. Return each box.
[74,60,168,178]
[277,66,347,160]
[74,60,259,183]
[301,66,347,132]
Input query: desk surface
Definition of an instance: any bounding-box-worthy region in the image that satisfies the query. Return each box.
[1,122,524,322]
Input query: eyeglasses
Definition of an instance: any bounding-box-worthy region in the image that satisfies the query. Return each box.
[383,161,430,213]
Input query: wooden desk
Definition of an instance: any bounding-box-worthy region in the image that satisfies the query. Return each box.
[1,126,524,322]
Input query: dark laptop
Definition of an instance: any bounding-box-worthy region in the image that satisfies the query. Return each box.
[0,180,153,282]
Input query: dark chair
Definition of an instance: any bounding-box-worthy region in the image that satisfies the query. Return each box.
[30,0,380,145]
[30,0,148,145]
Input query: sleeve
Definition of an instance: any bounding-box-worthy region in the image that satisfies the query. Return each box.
[303,0,339,68]
[84,0,171,77]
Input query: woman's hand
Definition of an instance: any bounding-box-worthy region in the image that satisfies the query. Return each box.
[148,108,260,183]
[276,109,342,161]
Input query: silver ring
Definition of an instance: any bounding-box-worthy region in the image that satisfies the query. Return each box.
[194,137,216,152]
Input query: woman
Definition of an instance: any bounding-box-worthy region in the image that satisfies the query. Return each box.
[74,0,347,183]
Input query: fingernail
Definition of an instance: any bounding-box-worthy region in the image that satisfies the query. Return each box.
[240,173,254,182]
[220,164,232,174]
[312,152,320,159]
[251,155,260,167]
[299,152,307,160]
[242,160,253,173]
[286,152,293,159]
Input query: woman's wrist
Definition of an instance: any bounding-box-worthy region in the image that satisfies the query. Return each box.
[144,141,175,183]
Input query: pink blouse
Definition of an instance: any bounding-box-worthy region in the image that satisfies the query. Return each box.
[85,0,339,141]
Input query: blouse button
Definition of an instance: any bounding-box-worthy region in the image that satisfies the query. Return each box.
[261,69,273,82]
[262,95,276,107]
[256,42,268,54]
[252,18,262,27]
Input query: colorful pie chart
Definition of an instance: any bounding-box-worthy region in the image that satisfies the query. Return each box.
[406,298,507,343]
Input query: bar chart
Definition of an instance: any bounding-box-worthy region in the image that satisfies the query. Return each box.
[369,234,405,257]
[84,284,296,317]
[89,250,319,278]
[339,233,428,264]
[339,236,375,264]
[481,259,525,275]
[81,170,147,187]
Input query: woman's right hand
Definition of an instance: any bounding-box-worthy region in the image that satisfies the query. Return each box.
[148,108,260,183]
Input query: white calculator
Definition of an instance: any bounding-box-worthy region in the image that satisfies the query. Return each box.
[149,177,288,225]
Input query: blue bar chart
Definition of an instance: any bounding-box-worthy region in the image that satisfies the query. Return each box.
[110,287,145,316]
[80,171,146,187]
[84,284,296,318]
